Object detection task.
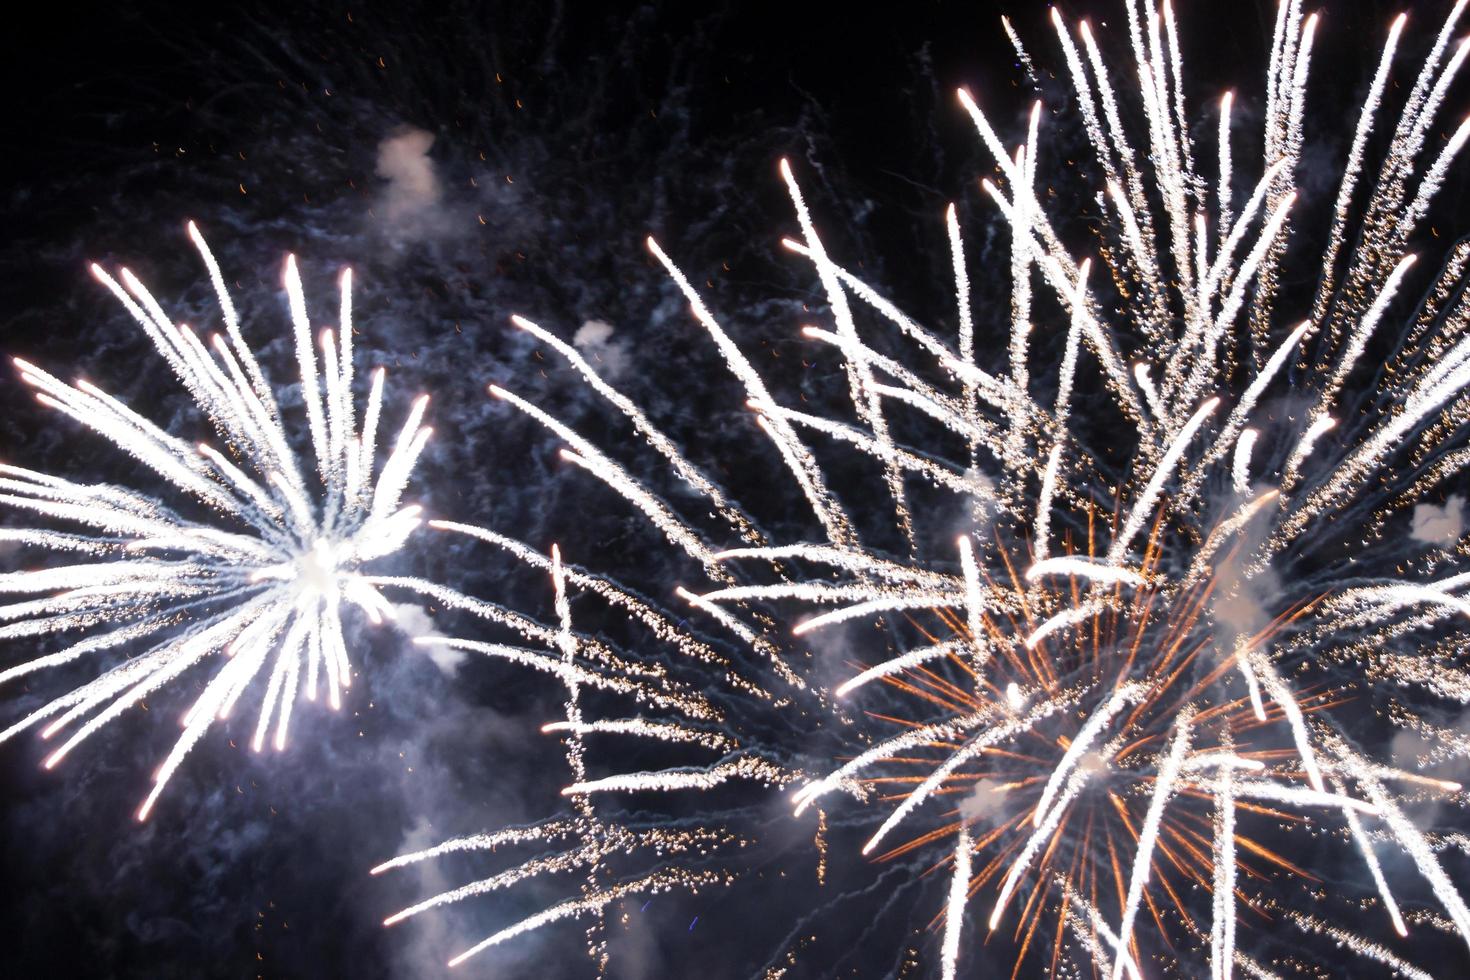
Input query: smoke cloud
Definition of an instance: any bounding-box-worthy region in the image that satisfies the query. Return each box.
[374,127,447,242]
[1411,494,1465,547]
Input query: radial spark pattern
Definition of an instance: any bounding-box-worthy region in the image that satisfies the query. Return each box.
[0,226,431,818]
[381,1,1470,976]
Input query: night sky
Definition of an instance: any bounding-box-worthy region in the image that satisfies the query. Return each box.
[1,1,1464,978]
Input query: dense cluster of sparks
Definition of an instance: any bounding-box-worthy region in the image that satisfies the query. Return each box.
[377,0,1470,975]
[6,0,1470,976]
[0,225,431,819]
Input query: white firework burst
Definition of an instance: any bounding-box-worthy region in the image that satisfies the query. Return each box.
[383,1,1470,976]
[0,224,431,819]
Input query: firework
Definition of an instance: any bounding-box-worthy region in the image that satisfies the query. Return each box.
[372,538,766,967]
[386,0,1470,975]
[0,226,431,819]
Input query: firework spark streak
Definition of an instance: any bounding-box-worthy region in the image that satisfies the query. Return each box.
[0,226,431,818]
[373,542,754,967]
[380,0,1470,974]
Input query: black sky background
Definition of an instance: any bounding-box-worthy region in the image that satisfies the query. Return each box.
[0,1,1459,978]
